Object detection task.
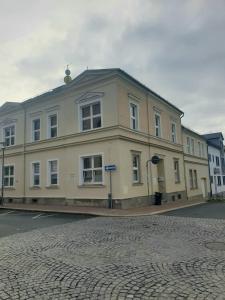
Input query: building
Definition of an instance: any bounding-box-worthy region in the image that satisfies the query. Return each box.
[0,68,209,208]
[202,132,225,197]
[182,126,210,200]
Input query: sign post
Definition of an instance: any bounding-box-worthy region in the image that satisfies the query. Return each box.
[105,164,117,209]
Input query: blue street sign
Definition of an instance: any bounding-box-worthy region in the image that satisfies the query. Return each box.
[105,164,117,172]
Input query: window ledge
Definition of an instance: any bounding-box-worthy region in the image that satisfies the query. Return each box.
[132,182,144,186]
[79,184,105,188]
[46,185,59,189]
[3,187,15,190]
[30,186,41,190]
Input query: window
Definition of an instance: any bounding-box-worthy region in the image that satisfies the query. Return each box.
[4,125,15,146]
[130,102,138,130]
[171,123,176,143]
[48,114,57,138]
[210,176,213,184]
[217,176,222,186]
[81,155,103,184]
[80,101,101,131]
[187,137,190,154]
[132,154,141,183]
[48,160,58,185]
[4,165,14,187]
[216,156,220,166]
[189,169,194,189]
[191,139,195,155]
[155,113,161,137]
[212,155,215,163]
[32,162,40,186]
[193,170,198,188]
[174,159,180,183]
[201,143,205,157]
[208,154,211,162]
[198,142,201,157]
[32,119,40,141]
[223,176,225,185]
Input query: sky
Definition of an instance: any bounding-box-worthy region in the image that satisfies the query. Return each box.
[0,0,225,136]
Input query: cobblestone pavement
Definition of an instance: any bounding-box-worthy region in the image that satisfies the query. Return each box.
[0,215,225,299]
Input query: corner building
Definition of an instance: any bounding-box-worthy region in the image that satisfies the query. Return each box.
[0,69,208,208]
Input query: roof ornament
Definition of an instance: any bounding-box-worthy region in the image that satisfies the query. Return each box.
[64,65,72,84]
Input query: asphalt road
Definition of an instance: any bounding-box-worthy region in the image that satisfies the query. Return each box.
[0,209,93,238]
[162,202,225,219]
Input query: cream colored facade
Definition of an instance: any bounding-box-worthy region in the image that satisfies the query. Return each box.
[182,126,210,200]
[0,69,209,208]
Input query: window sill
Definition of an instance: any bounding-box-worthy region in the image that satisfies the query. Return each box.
[132,182,143,186]
[30,186,41,190]
[80,127,102,133]
[79,184,105,188]
[46,185,59,189]
[3,187,15,190]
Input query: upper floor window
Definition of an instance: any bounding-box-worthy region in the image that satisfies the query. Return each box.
[186,137,190,154]
[217,176,221,186]
[198,142,201,157]
[4,165,14,187]
[130,102,138,130]
[174,159,180,183]
[201,143,205,157]
[208,154,211,162]
[132,153,141,183]
[171,123,177,143]
[81,154,103,184]
[31,162,40,186]
[155,113,161,137]
[48,114,58,138]
[32,119,40,141]
[4,125,15,147]
[191,138,195,155]
[216,156,220,166]
[80,101,101,131]
[48,160,58,185]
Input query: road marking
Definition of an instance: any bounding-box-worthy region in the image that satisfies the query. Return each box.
[38,213,57,219]
[32,213,45,219]
[0,211,15,216]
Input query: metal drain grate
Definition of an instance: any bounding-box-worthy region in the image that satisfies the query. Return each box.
[205,242,225,251]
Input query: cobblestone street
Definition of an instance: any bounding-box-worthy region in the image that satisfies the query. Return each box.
[0,215,225,299]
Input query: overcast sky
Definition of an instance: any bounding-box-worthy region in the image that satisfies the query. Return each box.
[0,0,224,136]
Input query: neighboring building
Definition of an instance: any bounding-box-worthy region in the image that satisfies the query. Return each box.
[202,132,225,197]
[182,126,210,200]
[0,68,209,208]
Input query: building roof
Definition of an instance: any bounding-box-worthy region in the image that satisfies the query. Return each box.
[181,125,206,140]
[202,132,224,141]
[0,68,184,115]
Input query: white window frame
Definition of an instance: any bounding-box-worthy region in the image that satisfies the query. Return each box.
[132,153,141,183]
[191,138,195,155]
[79,153,104,185]
[79,99,102,132]
[31,161,40,187]
[154,113,161,138]
[174,159,180,183]
[47,112,58,139]
[3,124,16,147]
[31,118,41,142]
[3,164,15,188]
[47,159,59,186]
[171,122,177,143]
[129,101,139,130]
[186,137,191,154]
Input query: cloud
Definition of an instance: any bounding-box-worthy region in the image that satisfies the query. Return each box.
[0,0,224,136]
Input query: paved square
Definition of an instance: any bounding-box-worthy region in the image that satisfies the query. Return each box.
[0,213,225,299]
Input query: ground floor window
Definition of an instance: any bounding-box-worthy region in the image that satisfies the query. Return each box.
[174,159,180,183]
[48,160,58,185]
[132,153,141,183]
[32,162,40,186]
[189,169,198,189]
[81,154,103,184]
[4,165,14,187]
[217,176,222,186]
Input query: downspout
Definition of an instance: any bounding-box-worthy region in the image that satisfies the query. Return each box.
[146,93,154,203]
[181,113,188,200]
[206,143,212,198]
[23,105,26,202]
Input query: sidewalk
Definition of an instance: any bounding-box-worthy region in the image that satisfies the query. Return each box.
[1,199,206,217]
